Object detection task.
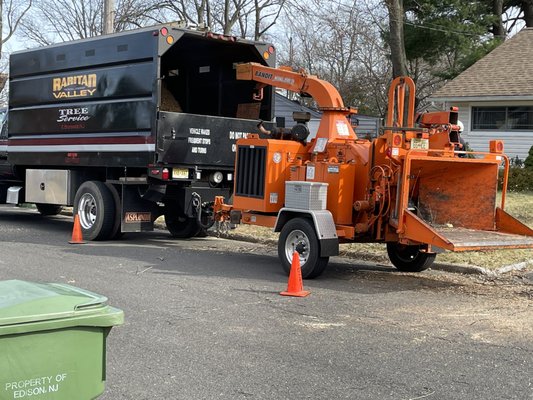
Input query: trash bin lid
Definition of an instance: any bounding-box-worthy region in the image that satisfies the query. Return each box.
[0,280,122,329]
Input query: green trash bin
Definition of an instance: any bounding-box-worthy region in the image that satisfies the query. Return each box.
[0,280,124,400]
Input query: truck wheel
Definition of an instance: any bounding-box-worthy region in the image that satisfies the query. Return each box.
[164,211,201,238]
[104,183,123,239]
[386,242,436,272]
[278,217,329,279]
[36,204,63,216]
[73,181,116,241]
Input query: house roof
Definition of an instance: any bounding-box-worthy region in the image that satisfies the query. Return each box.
[431,28,533,101]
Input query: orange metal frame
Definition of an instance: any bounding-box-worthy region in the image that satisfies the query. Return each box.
[236,62,358,144]
[213,67,533,253]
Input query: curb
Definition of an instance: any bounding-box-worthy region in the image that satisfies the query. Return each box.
[431,263,491,276]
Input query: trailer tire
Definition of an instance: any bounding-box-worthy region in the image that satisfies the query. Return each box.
[36,204,63,216]
[386,242,436,272]
[73,181,116,241]
[278,217,329,279]
[164,208,201,239]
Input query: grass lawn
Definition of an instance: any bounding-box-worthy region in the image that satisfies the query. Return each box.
[222,191,533,270]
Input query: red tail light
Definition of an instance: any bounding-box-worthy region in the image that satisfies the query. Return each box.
[162,168,170,180]
[393,134,402,146]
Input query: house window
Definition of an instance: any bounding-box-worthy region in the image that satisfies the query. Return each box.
[472,106,533,130]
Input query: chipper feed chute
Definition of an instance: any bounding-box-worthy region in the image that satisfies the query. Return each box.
[396,154,533,251]
[386,76,533,254]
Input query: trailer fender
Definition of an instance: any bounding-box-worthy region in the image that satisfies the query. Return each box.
[274,208,339,257]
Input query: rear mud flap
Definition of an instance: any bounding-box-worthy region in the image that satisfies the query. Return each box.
[121,185,158,233]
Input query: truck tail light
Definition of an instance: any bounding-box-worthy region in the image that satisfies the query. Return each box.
[162,168,170,180]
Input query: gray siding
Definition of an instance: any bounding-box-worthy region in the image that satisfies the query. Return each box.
[274,94,321,128]
[446,101,533,160]
[354,116,381,138]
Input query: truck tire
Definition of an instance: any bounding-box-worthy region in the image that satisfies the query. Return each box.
[386,242,436,272]
[164,208,201,239]
[104,183,123,239]
[36,204,63,216]
[278,217,329,279]
[73,181,116,241]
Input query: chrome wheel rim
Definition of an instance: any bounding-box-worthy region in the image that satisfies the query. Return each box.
[285,229,310,265]
[78,193,97,229]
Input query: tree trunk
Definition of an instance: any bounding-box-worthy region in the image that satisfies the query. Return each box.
[522,0,533,27]
[492,0,506,39]
[385,0,408,78]
[254,0,261,40]
[0,1,4,56]
[223,0,231,34]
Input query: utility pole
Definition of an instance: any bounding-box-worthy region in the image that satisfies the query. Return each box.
[103,0,115,34]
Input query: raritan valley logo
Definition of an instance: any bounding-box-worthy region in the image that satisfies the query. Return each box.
[52,74,97,99]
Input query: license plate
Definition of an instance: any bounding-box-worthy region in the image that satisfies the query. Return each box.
[411,138,429,150]
[172,168,189,179]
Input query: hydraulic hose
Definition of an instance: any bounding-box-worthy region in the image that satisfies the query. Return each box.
[191,192,214,229]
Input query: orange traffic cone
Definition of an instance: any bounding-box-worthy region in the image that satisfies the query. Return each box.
[69,214,85,244]
[280,251,310,297]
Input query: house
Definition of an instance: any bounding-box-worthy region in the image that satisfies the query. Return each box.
[274,92,322,135]
[274,93,380,140]
[430,28,533,160]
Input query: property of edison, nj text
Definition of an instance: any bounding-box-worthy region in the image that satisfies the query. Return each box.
[4,374,68,398]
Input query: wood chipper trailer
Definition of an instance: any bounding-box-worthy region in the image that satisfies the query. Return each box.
[214,63,533,278]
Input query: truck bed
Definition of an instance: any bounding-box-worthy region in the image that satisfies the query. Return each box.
[6,25,274,170]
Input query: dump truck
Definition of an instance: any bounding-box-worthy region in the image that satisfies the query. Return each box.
[214,63,533,278]
[0,24,275,240]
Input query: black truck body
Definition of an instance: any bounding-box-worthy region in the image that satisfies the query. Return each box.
[0,24,275,239]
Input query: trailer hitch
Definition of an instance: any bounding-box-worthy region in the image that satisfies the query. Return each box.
[191,192,215,229]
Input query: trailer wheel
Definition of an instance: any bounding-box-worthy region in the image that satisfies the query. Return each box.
[386,242,436,272]
[36,204,63,216]
[73,181,116,241]
[278,218,329,279]
[164,209,201,239]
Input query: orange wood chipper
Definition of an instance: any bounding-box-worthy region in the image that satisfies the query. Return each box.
[214,62,533,278]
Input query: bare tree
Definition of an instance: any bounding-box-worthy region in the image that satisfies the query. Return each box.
[276,0,391,116]
[253,0,285,40]
[21,0,156,45]
[1,0,32,55]
[1,0,32,96]
[155,0,286,39]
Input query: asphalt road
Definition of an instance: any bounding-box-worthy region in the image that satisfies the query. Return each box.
[0,205,532,400]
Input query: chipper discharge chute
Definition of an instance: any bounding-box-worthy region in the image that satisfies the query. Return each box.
[214,65,533,278]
